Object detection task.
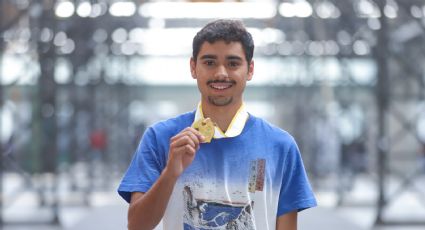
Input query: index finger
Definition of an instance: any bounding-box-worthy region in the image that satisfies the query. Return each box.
[171,127,205,143]
[185,127,206,143]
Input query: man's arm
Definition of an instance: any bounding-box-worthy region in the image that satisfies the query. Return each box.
[127,127,204,230]
[276,211,297,230]
[128,168,177,230]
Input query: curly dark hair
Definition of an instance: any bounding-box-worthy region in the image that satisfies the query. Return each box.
[192,19,254,64]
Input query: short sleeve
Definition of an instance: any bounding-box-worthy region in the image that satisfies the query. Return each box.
[117,127,164,203]
[277,139,317,216]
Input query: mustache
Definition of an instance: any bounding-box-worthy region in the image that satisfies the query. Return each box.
[207,79,236,84]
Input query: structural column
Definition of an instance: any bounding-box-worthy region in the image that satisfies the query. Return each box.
[34,0,59,224]
[0,0,5,225]
[374,0,390,225]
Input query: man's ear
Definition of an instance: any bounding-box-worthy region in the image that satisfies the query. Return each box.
[190,57,197,79]
[247,60,254,81]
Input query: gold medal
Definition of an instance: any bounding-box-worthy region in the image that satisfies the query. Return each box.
[192,117,215,143]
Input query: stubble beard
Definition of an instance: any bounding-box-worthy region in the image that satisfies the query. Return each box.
[208,96,233,106]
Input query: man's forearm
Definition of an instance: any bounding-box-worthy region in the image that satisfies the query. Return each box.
[276,211,297,230]
[128,168,178,230]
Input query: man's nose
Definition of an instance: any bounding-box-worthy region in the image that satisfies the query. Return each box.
[214,65,229,79]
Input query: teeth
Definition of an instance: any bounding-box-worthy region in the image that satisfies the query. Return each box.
[210,83,232,90]
[211,85,230,90]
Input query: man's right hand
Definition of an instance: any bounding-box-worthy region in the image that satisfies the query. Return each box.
[128,127,205,230]
[165,127,205,178]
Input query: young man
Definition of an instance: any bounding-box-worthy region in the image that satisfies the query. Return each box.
[118,19,317,230]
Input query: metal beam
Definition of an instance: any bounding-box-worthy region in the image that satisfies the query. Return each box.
[0,0,4,225]
[374,0,390,225]
[36,0,59,224]
[374,0,425,225]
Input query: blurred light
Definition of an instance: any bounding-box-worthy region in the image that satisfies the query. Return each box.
[54,58,72,84]
[353,40,370,55]
[74,71,90,86]
[249,28,284,47]
[54,31,67,46]
[3,30,13,43]
[278,41,292,56]
[348,59,376,84]
[307,41,324,56]
[55,1,75,18]
[40,27,54,43]
[410,5,423,18]
[358,0,374,15]
[337,30,352,46]
[129,28,144,43]
[338,105,364,144]
[139,2,276,19]
[1,56,22,84]
[132,28,198,56]
[261,44,277,56]
[1,55,38,85]
[124,27,286,56]
[417,103,425,142]
[292,41,305,55]
[148,18,165,29]
[109,1,136,17]
[90,2,108,17]
[367,18,381,30]
[110,43,122,55]
[60,39,75,54]
[384,3,398,18]
[279,1,313,18]
[77,1,92,18]
[14,42,30,54]
[93,29,108,43]
[19,28,31,43]
[322,58,342,81]
[262,28,285,44]
[0,102,14,144]
[294,1,313,18]
[324,40,340,55]
[129,101,148,124]
[29,2,42,18]
[315,1,340,19]
[112,28,128,43]
[121,42,137,56]
[279,3,296,17]
[357,0,380,18]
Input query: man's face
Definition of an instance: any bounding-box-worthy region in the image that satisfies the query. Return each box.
[190,40,254,108]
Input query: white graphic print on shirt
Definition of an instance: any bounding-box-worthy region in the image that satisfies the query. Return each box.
[182,159,265,230]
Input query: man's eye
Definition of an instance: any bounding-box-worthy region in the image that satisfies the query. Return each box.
[229,62,240,67]
[205,60,214,66]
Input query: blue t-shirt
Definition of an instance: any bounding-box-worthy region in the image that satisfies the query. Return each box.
[118,111,317,230]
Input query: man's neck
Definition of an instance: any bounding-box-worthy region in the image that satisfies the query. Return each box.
[201,102,242,132]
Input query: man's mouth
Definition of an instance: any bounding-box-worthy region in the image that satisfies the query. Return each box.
[208,80,235,90]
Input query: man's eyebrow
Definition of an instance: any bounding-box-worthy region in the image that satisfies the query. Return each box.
[199,54,244,61]
[226,55,243,61]
[200,54,217,60]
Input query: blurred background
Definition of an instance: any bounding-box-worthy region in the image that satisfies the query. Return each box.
[1,0,425,229]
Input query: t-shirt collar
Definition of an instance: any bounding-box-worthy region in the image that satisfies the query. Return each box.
[193,102,249,139]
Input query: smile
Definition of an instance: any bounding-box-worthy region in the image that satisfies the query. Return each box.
[208,81,235,90]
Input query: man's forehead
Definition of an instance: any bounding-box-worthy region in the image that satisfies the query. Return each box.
[200,40,242,47]
[198,41,245,58]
